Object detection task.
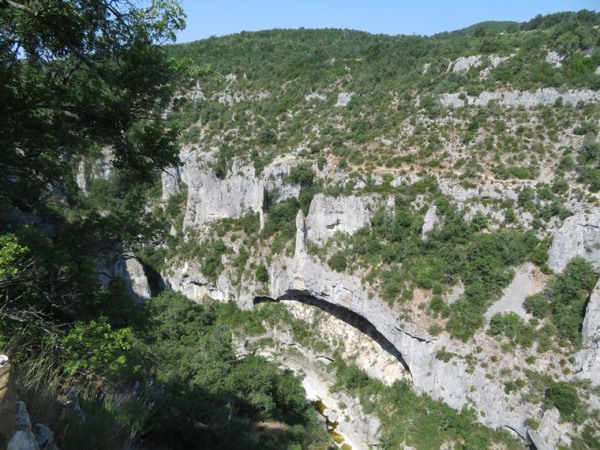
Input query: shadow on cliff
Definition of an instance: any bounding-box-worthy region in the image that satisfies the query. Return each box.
[254,290,412,377]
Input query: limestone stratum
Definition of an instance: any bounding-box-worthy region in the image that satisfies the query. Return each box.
[1,5,600,450]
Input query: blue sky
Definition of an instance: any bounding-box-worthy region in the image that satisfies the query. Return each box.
[176,0,598,43]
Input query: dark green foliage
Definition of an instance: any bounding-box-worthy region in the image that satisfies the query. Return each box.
[525,257,598,345]
[545,381,580,419]
[138,292,327,449]
[327,251,348,272]
[198,239,228,281]
[262,196,300,242]
[255,263,269,283]
[489,313,536,348]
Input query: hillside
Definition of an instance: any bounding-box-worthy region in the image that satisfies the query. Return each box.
[2,8,600,450]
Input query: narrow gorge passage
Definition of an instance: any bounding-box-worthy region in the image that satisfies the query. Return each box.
[254,289,413,377]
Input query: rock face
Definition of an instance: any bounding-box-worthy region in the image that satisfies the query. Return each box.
[0,356,17,450]
[8,401,39,450]
[305,194,376,244]
[161,166,181,201]
[180,149,301,230]
[449,55,483,73]
[164,152,600,449]
[335,92,355,107]
[548,211,600,273]
[421,205,438,240]
[528,408,571,450]
[484,262,541,325]
[439,88,600,108]
[574,280,600,386]
[99,252,152,302]
[260,216,556,439]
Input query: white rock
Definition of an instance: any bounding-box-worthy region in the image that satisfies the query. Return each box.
[484,262,539,325]
[574,280,600,385]
[305,194,376,244]
[305,92,327,101]
[421,205,438,240]
[528,408,571,450]
[161,166,181,201]
[545,51,563,68]
[548,211,600,273]
[439,88,600,108]
[335,92,355,107]
[450,55,483,73]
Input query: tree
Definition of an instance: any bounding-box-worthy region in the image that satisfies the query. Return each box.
[0,0,190,207]
[0,0,194,337]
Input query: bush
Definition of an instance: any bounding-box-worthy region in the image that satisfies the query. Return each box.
[525,257,599,345]
[255,263,269,283]
[545,381,580,418]
[328,251,348,272]
[62,317,137,380]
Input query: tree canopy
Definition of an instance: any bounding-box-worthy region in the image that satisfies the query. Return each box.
[0,0,189,207]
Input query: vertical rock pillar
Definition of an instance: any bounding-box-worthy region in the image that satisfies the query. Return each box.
[295,210,307,259]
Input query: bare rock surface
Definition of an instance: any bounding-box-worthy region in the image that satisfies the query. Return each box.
[548,211,600,273]
[439,88,600,108]
[305,194,376,244]
[574,279,600,385]
[528,408,571,450]
[484,262,542,325]
[421,205,438,240]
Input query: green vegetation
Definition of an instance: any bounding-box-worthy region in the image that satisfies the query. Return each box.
[10,292,329,449]
[4,5,600,449]
[319,195,547,340]
[525,257,599,345]
[331,361,523,449]
[545,381,580,419]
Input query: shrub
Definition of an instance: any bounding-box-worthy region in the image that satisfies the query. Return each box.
[255,263,269,283]
[545,381,580,418]
[328,251,348,272]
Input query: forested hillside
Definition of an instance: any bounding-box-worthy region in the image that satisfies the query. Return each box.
[2,5,600,450]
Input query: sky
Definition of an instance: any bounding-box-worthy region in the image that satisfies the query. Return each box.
[176,0,599,43]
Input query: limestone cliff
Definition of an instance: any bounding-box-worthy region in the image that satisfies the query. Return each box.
[158,142,600,448]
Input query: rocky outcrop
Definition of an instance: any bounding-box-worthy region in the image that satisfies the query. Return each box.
[545,51,563,68]
[74,147,113,195]
[439,88,600,108]
[99,252,152,302]
[449,55,483,73]
[165,260,239,303]
[161,166,181,201]
[421,205,438,240]
[8,402,39,450]
[574,280,600,386]
[0,356,16,450]
[305,194,376,244]
[180,149,301,230]
[237,328,382,450]
[335,92,355,107]
[257,214,556,440]
[548,211,600,273]
[0,358,59,450]
[484,262,542,325]
[528,408,571,450]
